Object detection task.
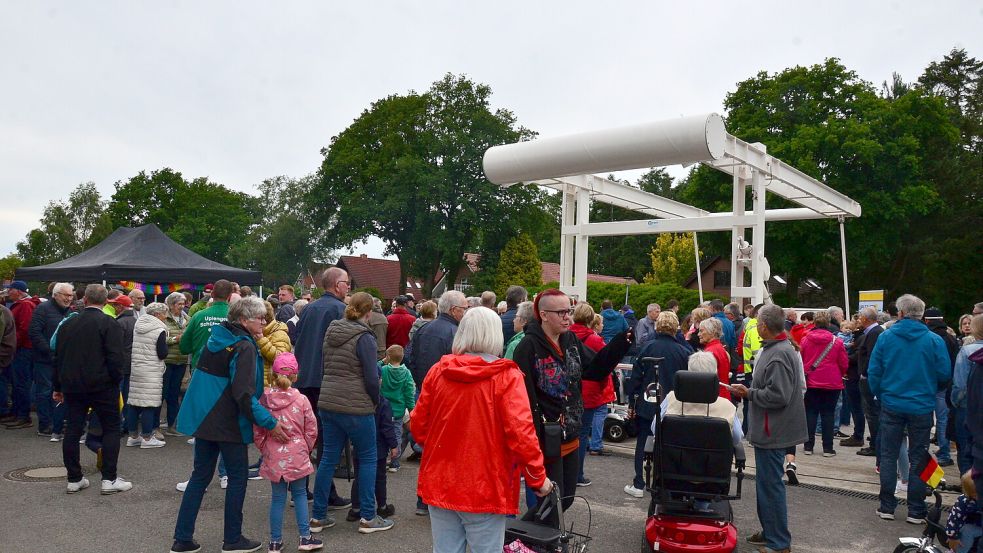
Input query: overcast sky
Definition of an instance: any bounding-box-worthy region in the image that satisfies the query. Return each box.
[2,1,981,261]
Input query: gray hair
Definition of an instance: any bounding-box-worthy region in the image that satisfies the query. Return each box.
[165,292,186,308]
[698,316,723,338]
[515,301,535,322]
[828,305,844,320]
[145,302,168,317]
[708,299,725,313]
[84,284,108,305]
[52,282,74,295]
[228,295,266,322]
[726,302,742,318]
[293,299,309,316]
[505,285,528,307]
[758,304,786,334]
[437,290,466,314]
[858,306,878,322]
[452,305,503,356]
[128,288,146,299]
[687,351,718,375]
[467,296,482,308]
[896,294,925,320]
[647,303,661,314]
[876,311,891,324]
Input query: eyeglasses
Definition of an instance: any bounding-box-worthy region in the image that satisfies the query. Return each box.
[542,308,574,318]
[337,281,350,286]
[453,304,470,311]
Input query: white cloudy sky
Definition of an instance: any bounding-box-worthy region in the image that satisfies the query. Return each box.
[2,1,981,261]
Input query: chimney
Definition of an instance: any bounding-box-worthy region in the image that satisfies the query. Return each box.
[360,254,368,258]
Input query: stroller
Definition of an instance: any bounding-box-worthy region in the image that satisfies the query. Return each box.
[641,369,744,552]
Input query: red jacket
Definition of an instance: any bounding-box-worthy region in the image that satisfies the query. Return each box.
[386,307,416,347]
[704,339,731,400]
[411,353,547,515]
[10,297,40,350]
[571,323,615,409]
[790,323,813,345]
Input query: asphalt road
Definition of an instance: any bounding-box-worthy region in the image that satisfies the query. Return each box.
[0,425,931,553]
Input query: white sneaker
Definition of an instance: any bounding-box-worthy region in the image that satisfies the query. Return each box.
[50,433,64,442]
[176,480,188,492]
[220,476,228,489]
[153,429,166,441]
[67,477,90,494]
[140,436,166,448]
[125,436,142,447]
[187,437,196,445]
[895,481,908,494]
[101,477,133,495]
[624,484,645,498]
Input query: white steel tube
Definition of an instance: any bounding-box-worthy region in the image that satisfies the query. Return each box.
[693,232,704,304]
[839,217,850,317]
[483,113,727,185]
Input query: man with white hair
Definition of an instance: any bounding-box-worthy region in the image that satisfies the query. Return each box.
[868,294,950,524]
[128,288,147,317]
[28,282,75,437]
[828,306,844,331]
[634,303,661,347]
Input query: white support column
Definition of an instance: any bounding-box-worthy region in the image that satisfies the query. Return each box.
[693,232,704,304]
[730,170,747,302]
[559,184,576,292]
[839,216,850,317]
[750,169,767,305]
[573,188,591,302]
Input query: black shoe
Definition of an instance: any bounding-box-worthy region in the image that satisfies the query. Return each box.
[406,451,422,462]
[37,427,52,437]
[4,418,32,429]
[307,489,314,501]
[0,414,16,423]
[346,509,359,522]
[840,436,864,447]
[328,496,351,510]
[746,531,766,545]
[170,540,202,553]
[378,503,395,518]
[834,431,850,439]
[785,462,799,486]
[588,449,610,456]
[577,477,592,487]
[938,458,954,467]
[222,536,262,553]
[857,447,876,457]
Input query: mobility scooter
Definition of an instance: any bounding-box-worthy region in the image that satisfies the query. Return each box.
[641,369,744,552]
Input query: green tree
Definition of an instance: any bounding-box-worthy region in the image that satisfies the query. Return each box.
[310,73,549,296]
[494,234,542,297]
[16,182,113,265]
[0,254,22,281]
[644,233,700,286]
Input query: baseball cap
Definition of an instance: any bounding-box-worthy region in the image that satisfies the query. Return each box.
[395,295,408,306]
[5,280,28,293]
[204,283,215,293]
[272,352,298,376]
[924,307,944,320]
[109,295,133,308]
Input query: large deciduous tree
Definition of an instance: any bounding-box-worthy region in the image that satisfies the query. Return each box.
[309,74,548,296]
[16,182,113,265]
[644,233,700,286]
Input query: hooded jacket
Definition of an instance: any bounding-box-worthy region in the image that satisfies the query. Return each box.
[386,307,416,348]
[127,313,168,407]
[599,308,628,343]
[255,386,318,483]
[512,320,631,442]
[28,298,69,365]
[570,323,614,409]
[799,326,848,390]
[868,318,950,416]
[381,363,415,419]
[952,342,983,408]
[411,353,547,515]
[257,320,292,385]
[10,296,40,350]
[176,321,277,443]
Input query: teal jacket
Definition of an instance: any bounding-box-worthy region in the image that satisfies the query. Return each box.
[868,319,950,416]
[176,322,276,443]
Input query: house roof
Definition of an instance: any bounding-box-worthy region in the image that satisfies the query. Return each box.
[336,255,429,300]
[539,262,637,285]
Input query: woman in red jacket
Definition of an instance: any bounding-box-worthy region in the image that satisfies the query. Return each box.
[569,303,614,486]
[411,307,552,553]
[799,310,848,456]
[698,317,732,400]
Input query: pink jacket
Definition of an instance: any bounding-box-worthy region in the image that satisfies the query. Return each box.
[799,328,848,390]
[254,387,318,483]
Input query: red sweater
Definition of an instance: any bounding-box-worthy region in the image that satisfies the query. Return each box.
[704,339,731,400]
[386,307,416,347]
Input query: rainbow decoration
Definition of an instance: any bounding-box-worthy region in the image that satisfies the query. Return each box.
[118,281,209,295]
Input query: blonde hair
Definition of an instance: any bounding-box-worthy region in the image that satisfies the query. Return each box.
[691,307,712,326]
[274,373,296,391]
[590,314,603,332]
[418,300,437,319]
[971,314,983,340]
[656,311,679,335]
[572,302,595,325]
[344,292,373,320]
[385,344,404,365]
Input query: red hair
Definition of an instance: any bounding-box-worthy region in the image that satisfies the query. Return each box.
[533,289,567,322]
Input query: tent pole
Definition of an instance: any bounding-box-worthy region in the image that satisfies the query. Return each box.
[693,232,704,304]
[838,216,850,317]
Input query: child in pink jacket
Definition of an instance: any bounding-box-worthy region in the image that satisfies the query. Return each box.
[255,353,322,552]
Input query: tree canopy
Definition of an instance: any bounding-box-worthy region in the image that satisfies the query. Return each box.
[644,233,700,286]
[16,182,113,265]
[494,234,542,298]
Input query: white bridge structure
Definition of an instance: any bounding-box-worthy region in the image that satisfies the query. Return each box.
[482,113,861,312]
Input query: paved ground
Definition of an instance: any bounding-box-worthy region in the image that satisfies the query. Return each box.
[0,419,956,552]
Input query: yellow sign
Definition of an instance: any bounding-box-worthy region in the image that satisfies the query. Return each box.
[858,290,884,312]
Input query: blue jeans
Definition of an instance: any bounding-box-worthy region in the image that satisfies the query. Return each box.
[429,505,507,553]
[126,405,157,437]
[577,406,598,483]
[34,362,63,431]
[935,391,951,461]
[391,418,403,469]
[844,379,865,440]
[897,435,909,482]
[10,349,33,419]
[590,406,606,451]
[951,406,974,474]
[173,438,249,544]
[162,363,186,427]
[754,447,791,551]
[633,416,654,489]
[312,411,377,521]
[270,477,311,542]
[953,522,983,553]
[838,388,852,427]
[878,408,933,518]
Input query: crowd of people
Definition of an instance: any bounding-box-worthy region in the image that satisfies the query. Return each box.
[1,274,982,553]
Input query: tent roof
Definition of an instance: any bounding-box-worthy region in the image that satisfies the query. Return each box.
[15,224,261,285]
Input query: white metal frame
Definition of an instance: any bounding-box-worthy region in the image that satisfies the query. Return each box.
[483,114,861,308]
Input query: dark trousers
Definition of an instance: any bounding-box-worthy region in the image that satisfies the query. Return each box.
[351,456,388,510]
[161,363,186,427]
[524,448,579,526]
[173,438,249,544]
[804,388,840,453]
[860,378,881,463]
[10,349,33,419]
[633,416,654,489]
[63,387,121,482]
[844,379,865,440]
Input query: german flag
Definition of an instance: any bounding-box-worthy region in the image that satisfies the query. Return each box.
[917,454,945,488]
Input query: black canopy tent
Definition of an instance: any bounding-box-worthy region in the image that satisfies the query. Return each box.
[15,224,262,285]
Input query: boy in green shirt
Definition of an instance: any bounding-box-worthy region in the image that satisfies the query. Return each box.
[380,345,415,471]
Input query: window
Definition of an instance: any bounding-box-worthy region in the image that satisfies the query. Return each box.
[713,270,730,288]
[454,278,472,293]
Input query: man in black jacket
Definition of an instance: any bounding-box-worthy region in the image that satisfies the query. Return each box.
[924,307,960,467]
[855,306,885,459]
[28,282,73,438]
[53,284,132,495]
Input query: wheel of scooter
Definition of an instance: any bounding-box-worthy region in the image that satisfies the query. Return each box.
[605,419,626,442]
[890,545,923,553]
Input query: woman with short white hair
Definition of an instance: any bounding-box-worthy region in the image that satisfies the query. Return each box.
[504,301,535,360]
[126,302,170,448]
[161,292,189,436]
[698,316,732,400]
[412,307,551,553]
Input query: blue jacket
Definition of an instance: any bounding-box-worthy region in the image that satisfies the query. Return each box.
[712,312,737,352]
[868,319,950,416]
[407,312,458,388]
[952,342,983,408]
[176,322,277,443]
[501,308,518,345]
[600,309,628,344]
[29,298,70,365]
[626,333,693,420]
[293,292,346,389]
